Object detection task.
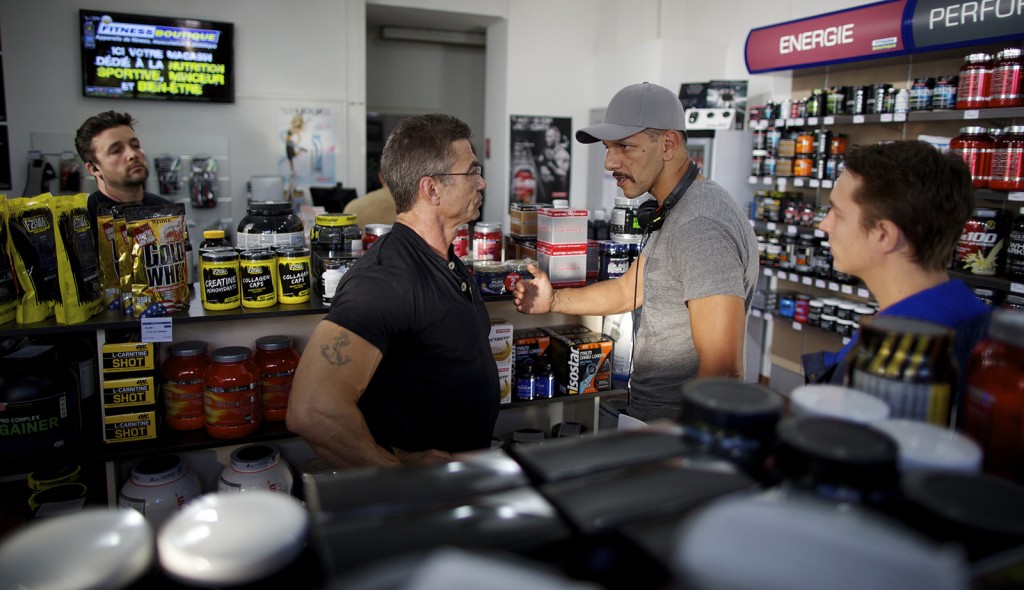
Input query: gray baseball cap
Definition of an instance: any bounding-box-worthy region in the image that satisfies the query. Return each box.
[576,82,687,144]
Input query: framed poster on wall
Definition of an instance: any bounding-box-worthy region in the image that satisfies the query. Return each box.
[510,115,571,206]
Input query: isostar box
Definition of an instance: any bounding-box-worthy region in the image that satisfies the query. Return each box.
[537,241,587,288]
[497,363,512,405]
[101,342,156,374]
[548,331,614,396]
[537,208,588,244]
[102,376,156,410]
[490,319,514,364]
[104,410,158,443]
[509,203,538,237]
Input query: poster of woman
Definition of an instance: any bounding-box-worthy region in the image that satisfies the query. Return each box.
[509,115,571,205]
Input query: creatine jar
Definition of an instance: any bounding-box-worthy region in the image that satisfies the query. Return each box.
[0,345,79,456]
[236,201,304,251]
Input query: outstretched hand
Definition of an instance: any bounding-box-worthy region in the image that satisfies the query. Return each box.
[513,263,554,314]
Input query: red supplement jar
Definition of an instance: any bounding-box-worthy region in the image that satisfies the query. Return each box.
[453,223,469,257]
[950,127,995,189]
[964,309,1024,483]
[990,48,1023,108]
[204,346,262,439]
[990,126,1024,191]
[473,222,502,261]
[162,341,210,431]
[252,335,300,422]
[957,53,992,110]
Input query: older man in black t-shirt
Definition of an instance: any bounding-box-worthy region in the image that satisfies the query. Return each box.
[288,114,498,468]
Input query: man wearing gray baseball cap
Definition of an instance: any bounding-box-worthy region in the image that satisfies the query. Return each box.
[514,82,759,422]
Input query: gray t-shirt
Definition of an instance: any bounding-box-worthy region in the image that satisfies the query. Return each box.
[627,178,759,422]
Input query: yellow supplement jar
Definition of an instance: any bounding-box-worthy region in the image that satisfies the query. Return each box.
[200,248,240,311]
[239,249,278,309]
[276,246,311,304]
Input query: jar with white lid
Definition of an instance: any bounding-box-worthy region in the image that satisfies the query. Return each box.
[118,454,202,527]
[218,443,293,495]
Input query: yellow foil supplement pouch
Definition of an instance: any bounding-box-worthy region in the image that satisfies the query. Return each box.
[111,204,136,316]
[124,203,189,317]
[0,195,19,326]
[95,202,121,310]
[9,194,58,324]
[53,194,102,324]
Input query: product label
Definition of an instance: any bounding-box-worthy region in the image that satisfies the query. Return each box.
[991,64,1022,100]
[991,147,1024,184]
[205,383,260,427]
[236,231,304,250]
[260,371,295,413]
[957,71,991,105]
[102,376,156,409]
[278,259,311,300]
[240,262,276,304]
[0,392,68,443]
[102,343,155,373]
[163,378,205,422]
[1007,227,1024,278]
[201,264,240,306]
[104,411,157,443]
[851,370,949,425]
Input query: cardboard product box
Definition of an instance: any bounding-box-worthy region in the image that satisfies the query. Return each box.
[102,376,157,410]
[519,239,537,261]
[497,362,512,405]
[537,241,587,288]
[512,328,552,366]
[547,331,614,396]
[101,342,156,375]
[509,203,538,238]
[103,410,158,443]
[537,208,588,245]
[489,319,514,364]
[503,235,520,261]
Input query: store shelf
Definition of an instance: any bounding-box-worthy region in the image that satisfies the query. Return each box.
[749,106,1024,131]
[950,270,1024,295]
[764,267,872,299]
[504,388,626,409]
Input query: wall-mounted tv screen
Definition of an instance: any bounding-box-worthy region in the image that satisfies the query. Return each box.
[80,9,234,103]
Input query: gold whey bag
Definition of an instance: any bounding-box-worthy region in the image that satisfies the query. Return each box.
[123,203,189,317]
[53,193,102,324]
[0,195,18,325]
[9,194,58,324]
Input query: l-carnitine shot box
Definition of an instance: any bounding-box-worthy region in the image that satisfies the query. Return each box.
[101,342,156,375]
[103,410,158,443]
[548,331,614,396]
[102,376,156,410]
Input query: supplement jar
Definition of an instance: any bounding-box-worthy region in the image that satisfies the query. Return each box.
[955,208,1010,276]
[989,48,1023,108]
[199,248,241,311]
[118,454,202,527]
[957,53,992,110]
[0,345,79,456]
[950,127,994,188]
[514,361,535,402]
[310,214,360,300]
[162,340,210,431]
[931,75,958,110]
[610,197,643,243]
[218,443,293,494]
[452,223,470,257]
[1007,213,1024,281]
[253,335,300,422]
[321,260,346,305]
[204,346,262,439]
[199,229,231,252]
[473,222,503,261]
[236,201,304,251]
[989,126,1024,191]
[239,249,278,309]
[600,241,630,280]
[362,223,391,250]
[678,379,783,482]
[276,246,312,304]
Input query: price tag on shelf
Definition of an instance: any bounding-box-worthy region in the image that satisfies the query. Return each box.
[841,284,854,295]
[766,222,777,231]
[824,116,835,125]
[141,317,173,342]
[809,179,821,188]
[815,279,826,289]
[1009,192,1024,202]
[1011,282,1024,295]
[880,113,893,123]
[792,321,803,331]
[751,308,763,319]
[764,268,774,277]
[802,276,813,286]
[843,336,851,346]
[857,288,871,299]
[778,272,789,281]
[748,176,759,184]
[894,113,907,122]
[793,118,805,126]
[963,110,980,120]
[814,229,826,238]
[828,282,840,292]
[763,177,774,186]
[793,178,805,187]
[775,118,786,128]
[853,115,866,124]
[822,180,834,189]
[807,117,818,126]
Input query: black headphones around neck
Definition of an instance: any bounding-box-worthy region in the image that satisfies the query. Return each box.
[635,161,700,233]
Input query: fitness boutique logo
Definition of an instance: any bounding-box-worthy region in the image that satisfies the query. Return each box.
[95,15,221,48]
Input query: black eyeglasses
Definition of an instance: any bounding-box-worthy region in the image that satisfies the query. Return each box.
[432,164,484,178]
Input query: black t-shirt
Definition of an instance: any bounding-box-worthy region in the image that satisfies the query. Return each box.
[324,222,499,453]
[87,190,171,226]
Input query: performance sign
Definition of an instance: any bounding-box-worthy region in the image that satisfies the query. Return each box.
[80,10,235,103]
[910,0,1024,51]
